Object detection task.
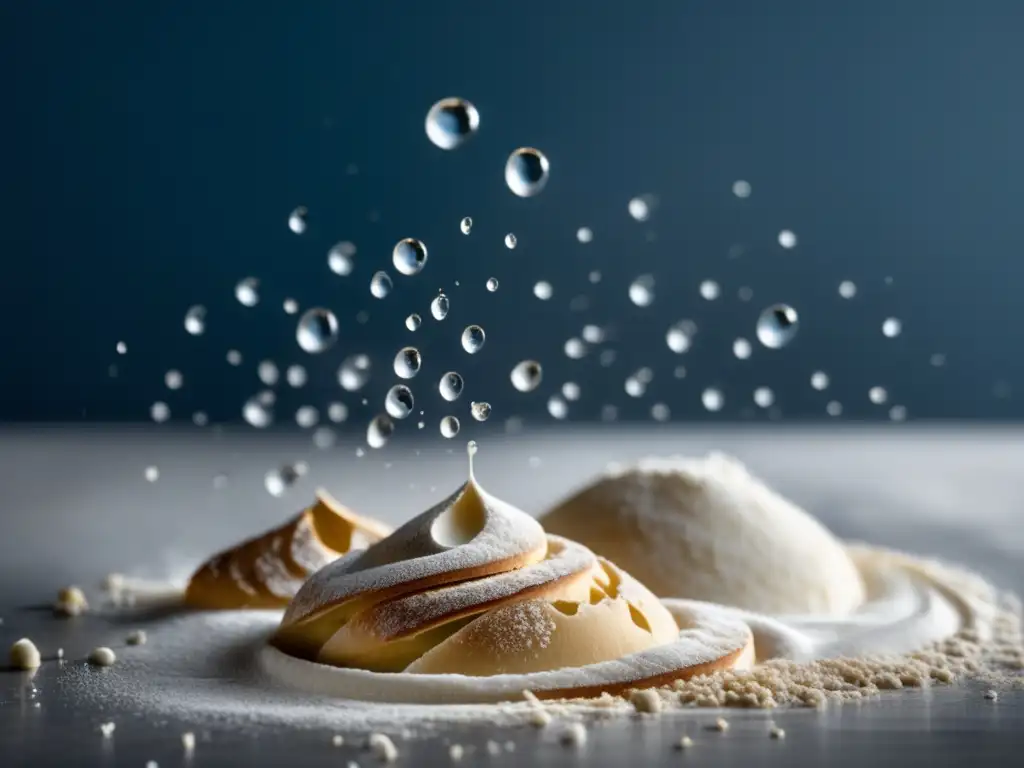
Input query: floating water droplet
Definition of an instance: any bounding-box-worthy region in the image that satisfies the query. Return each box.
[485,277,499,292]
[312,426,336,450]
[242,395,274,428]
[327,242,356,276]
[144,466,159,483]
[738,286,754,302]
[392,238,428,276]
[258,360,279,386]
[702,388,724,412]
[624,376,646,398]
[510,360,542,392]
[116,341,127,355]
[533,281,553,300]
[673,365,687,379]
[470,401,491,422]
[283,299,300,316]
[732,338,752,360]
[265,462,307,497]
[756,304,799,349]
[431,292,449,320]
[460,217,473,235]
[338,354,371,391]
[628,196,653,222]
[440,415,461,438]
[425,97,480,150]
[385,385,415,419]
[327,402,348,423]
[439,372,464,402]
[732,180,752,198]
[235,278,260,307]
[150,402,170,423]
[629,274,655,307]
[504,148,550,197]
[882,317,902,338]
[192,411,208,426]
[226,349,242,366]
[588,271,602,284]
[601,404,618,422]
[504,233,517,250]
[599,349,617,367]
[666,323,693,354]
[367,415,394,449]
[930,353,946,367]
[461,325,485,354]
[869,386,888,404]
[288,206,308,234]
[753,387,775,408]
[184,305,206,336]
[394,347,422,379]
[823,401,842,418]
[286,365,307,388]
[563,338,587,359]
[651,403,670,422]
[581,325,604,344]
[636,368,654,384]
[405,313,422,331]
[576,227,593,243]
[810,371,830,390]
[778,230,797,249]
[295,406,319,428]
[296,308,339,353]
[699,280,720,301]
[165,370,183,390]
[838,280,857,299]
[547,396,568,420]
[370,271,393,299]
[561,382,580,401]
[889,405,907,422]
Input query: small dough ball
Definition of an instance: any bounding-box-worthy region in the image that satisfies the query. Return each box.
[88,647,117,667]
[541,453,865,615]
[10,638,42,670]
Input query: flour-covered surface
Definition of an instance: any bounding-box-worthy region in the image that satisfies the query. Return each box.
[1,426,1023,767]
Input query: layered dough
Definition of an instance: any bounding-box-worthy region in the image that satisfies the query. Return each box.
[184,491,391,609]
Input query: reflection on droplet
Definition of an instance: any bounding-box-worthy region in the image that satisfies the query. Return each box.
[328,242,356,276]
[869,386,888,404]
[733,338,752,360]
[778,230,797,249]
[629,274,655,307]
[265,463,307,497]
[439,372,464,402]
[425,97,480,150]
[461,325,485,354]
[756,304,800,349]
[150,402,170,423]
[288,206,308,234]
[235,277,260,307]
[431,292,449,320]
[510,360,542,392]
[394,347,422,379]
[165,370,183,390]
[666,323,692,354]
[503,233,518,250]
[486,277,499,292]
[370,271,393,299]
[392,238,428,276]
[338,354,372,391]
[385,385,415,419]
[547,396,568,420]
[753,387,775,408]
[258,360,279,386]
[699,280,720,301]
[702,388,724,412]
[732,180,752,198]
[460,217,473,235]
[184,305,206,336]
[405,313,422,331]
[576,227,593,243]
[440,415,461,438]
[882,317,902,338]
[367,415,394,449]
[505,148,550,197]
[296,308,339,354]
[471,401,491,422]
[295,406,319,428]
[564,338,587,359]
[810,371,830,390]
[327,402,348,423]
[286,365,307,388]
[533,281,553,300]
[838,280,857,299]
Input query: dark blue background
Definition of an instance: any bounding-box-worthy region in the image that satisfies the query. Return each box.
[3,0,1022,426]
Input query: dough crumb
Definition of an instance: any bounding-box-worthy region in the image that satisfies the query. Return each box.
[712,717,730,732]
[504,740,516,752]
[9,638,42,670]
[88,647,117,667]
[146,761,158,768]
[181,732,196,751]
[486,740,502,756]
[984,690,999,701]
[56,648,64,660]
[630,688,663,714]
[676,735,694,750]
[55,586,89,617]
[126,630,147,646]
[99,722,115,738]
[769,723,786,740]
[559,722,587,748]
[368,733,398,763]
[332,734,345,746]
[528,708,552,728]
[448,743,464,761]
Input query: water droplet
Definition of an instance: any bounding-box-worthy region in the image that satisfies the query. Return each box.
[242,395,274,428]
[822,400,842,417]
[116,341,127,355]
[561,382,580,401]
[733,338,752,359]
[505,148,550,197]
[599,349,617,367]
[930,353,947,367]
[576,227,593,243]
[699,280,720,301]
[869,386,888,404]
[286,365,307,388]
[629,274,655,307]
[192,411,208,426]
[882,317,902,338]
[702,388,724,412]
[624,376,646,398]
[651,403,671,422]
[439,372,464,402]
[533,281,553,300]
[461,325,485,354]
[673,365,687,379]
[738,286,754,302]
[312,427,336,450]
[327,402,349,423]
[295,406,319,428]
[666,323,693,354]
[510,360,542,392]
[367,415,394,449]
[288,206,308,234]
[338,354,371,391]
[482,277,498,293]
[385,385,415,419]
[563,338,587,359]
[392,238,428,276]
[581,325,604,344]
[265,463,307,497]
[889,405,907,422]
[756,304,799,349]
[144,466,159,483]
[184,305,206,336]
[150,402,170,423]
[588,270,602,284]
[296,308,339,353]
[778,230,798,249]
[431,292,450,320]
[753,387,775,408]
[370,271,393,299]
[601,404,618,422]
[732,180,752,198]
[810,371,830,390]
[235,278,260,307]
[394,347,422,379]
[460,217,473,235]
[838,280,857,299]
[165,370,183,390]
[282,300,300,316]
[547,396,568,420]
[226,349,242,366]
[440,415,461,439]
[471,401,491,422]
[258,360,279,386]
[405,313,422,331]
[637,368,654,384]
[327,242,356,276]
[628,196,653,222]
[502,233,518,251]
[425,97,480,150]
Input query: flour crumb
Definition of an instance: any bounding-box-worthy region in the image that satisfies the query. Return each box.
[368,732,398,763]
[448,743,464,761]
[9,638,42,670]
[676,735,694,750]
[528,708,552,728]
[181,731,196,752]
[88,647,117,667]
[55,586,89,617]
[559,722,587,748]
[126,630,148,646]
[769,723,786,740]
[712,717,730,732]
[332,734,345,746]
[99,722,115,738]
[984,690,999,701]
[630,688,663,714]
[486,740,502,755]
